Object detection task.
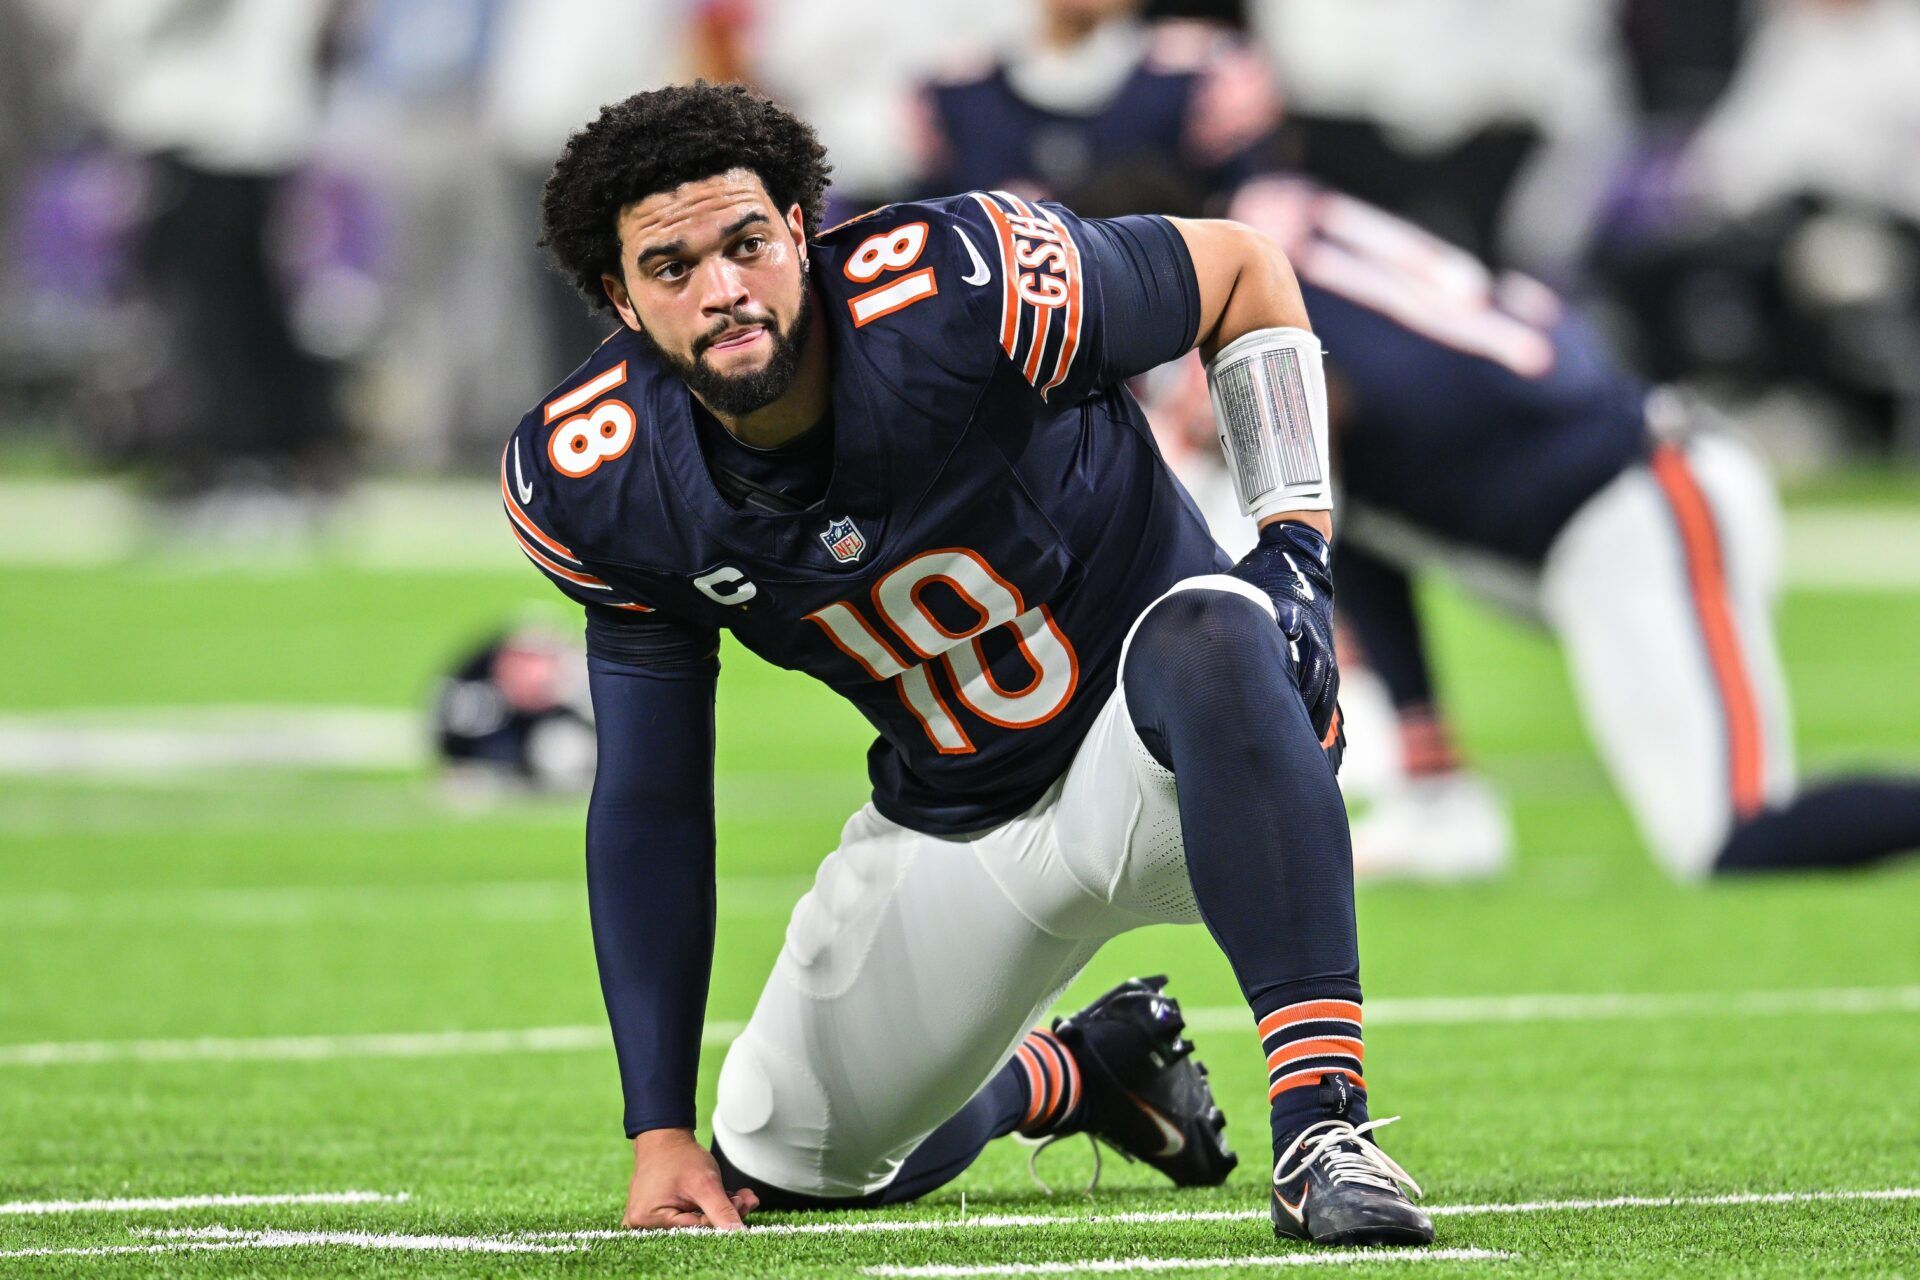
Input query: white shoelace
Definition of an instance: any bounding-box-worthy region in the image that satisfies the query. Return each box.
[1272,1116,1423,1199]
[1018,1131,1106,1196]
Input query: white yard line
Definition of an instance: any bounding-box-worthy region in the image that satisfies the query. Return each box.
[5,983,1912,1069]
[1184,983,1920,1033]
[0,707,423,776]
[0,1226,581,1259]
[1,1188,1910,1264]
[0,875,811,929]
[519,1187,1920,1241]
[0,1190,406,1217]
[863,1253,1511,1277]
[0,1025,645,1067]
[1429,1188,1920,1216]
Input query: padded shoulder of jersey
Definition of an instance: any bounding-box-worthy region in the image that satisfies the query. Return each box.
[813,192,1094,401]
[500,332,662,614]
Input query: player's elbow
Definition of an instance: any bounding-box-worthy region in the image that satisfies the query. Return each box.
[1175,217,1310,359]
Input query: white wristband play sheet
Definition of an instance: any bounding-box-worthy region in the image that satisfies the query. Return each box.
[1205,326,1333,519]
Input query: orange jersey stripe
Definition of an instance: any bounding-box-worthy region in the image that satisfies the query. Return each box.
[970,194,1021,357]
[1038,205,1084,399]
[1650,445,1766,818]
[510,524,607,590]
[1003,194,1056,388]
[1257,1000,1362,1040]
[500,448,578,562]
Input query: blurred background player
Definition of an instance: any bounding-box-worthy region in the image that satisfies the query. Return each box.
[1148,172,1920,881]
[432,623,596,796]
[68,0,350,520]
[911,0,1280,216]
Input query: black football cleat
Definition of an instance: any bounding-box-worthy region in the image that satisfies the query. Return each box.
[1270,1079,1432,1247]
[1048,975,1238,1187]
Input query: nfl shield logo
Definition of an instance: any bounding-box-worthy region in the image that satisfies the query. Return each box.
[820,516,866,564]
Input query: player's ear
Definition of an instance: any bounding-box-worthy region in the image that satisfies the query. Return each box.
[785,203,806,251]
[601,272,642,332]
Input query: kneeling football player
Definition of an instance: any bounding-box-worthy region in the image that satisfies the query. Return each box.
[505,82,1429,1246]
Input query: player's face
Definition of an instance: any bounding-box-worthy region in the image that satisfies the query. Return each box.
[603,170,812,417]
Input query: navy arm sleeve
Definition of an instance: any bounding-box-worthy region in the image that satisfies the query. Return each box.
[584,632,721,1137]
[1076,212,1202,386]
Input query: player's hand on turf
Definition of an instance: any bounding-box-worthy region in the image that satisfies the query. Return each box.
[624,1127,759,1231]
[1230,520,1344,769]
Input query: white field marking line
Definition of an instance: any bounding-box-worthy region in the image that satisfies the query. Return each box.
[862,1253,1513,1277]
[0,874,811,929]
[0,1189,406,1217]
[518,1187,1920,1241]
[8,983,1914,1070]
[0,1024,680,1067]
[0,1226,581,1259]
[0,707,422,776]
[1427,1188,1920,1217]
[1181,983,1920,1033]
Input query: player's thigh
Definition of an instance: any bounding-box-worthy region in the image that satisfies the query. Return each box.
[1539,438,1791,876]
[1052,574,1277,925]
[712,803,1104,1198]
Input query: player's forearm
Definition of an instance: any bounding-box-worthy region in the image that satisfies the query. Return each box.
[1175,219,1332,537]
[585,659,720,1136]
[588,802,716,1136]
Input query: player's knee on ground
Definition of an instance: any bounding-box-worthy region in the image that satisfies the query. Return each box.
[1125,586,1289,772]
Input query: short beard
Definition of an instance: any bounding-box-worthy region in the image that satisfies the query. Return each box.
[645,289,813,420]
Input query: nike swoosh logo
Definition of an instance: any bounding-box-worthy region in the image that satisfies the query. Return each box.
[1276,1185,1308,1222]
[1283,551,1314,601]
[955,228,991,286]
[1130,1096,1188,1158]
[513,440,534,505]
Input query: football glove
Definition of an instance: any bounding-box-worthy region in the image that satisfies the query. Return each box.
[1229,520,1343,770]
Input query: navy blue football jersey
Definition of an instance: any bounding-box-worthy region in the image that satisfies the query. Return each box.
[503,194,1224,834]
[1230,177,1651,562]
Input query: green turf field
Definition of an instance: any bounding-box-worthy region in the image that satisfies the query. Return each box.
[3,500,1919,1276]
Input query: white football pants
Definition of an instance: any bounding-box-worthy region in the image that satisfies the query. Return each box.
[711,577,1271,1197]
[1539,433,1794,877]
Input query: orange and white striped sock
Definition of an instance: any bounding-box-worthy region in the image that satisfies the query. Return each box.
[1011,1028,1083,1137]
[1257,997,1364,1104]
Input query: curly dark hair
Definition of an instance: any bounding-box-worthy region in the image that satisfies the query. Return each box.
[540,81,832,312]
